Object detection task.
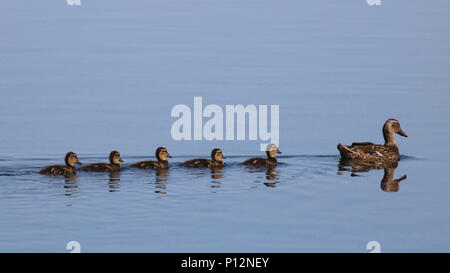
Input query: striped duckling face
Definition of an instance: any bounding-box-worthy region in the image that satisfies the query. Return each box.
[156,147,172,161]
[65,152,82,167]
[212,148,226,162]
[266,144,282,158]
[109,151,124,165]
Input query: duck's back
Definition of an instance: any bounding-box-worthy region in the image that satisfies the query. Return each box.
[338,142,399,161]
[130,160,165,169]
[39,165,76,175]
[242,157,277,167]
[181,159,213,168]
[80,163,121,172]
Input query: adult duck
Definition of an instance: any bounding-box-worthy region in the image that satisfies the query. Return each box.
[337,119,407,161]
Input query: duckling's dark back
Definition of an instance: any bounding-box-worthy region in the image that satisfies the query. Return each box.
[80,163,121,172]
[242,157,277,167]
[39,165,76,175]
[181,158,214,168]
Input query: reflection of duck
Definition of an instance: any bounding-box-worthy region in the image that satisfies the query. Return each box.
[130,147,171,169]
[209,167,224,189]
[63,174,78,197]
[155,168,169,183]
[381,168,407,192]
[39,152,82,175]
[338,158,399,173]
[338,159,407,192]
[337,119,407,162]
[181,148,226,168]
[210,167,224,180]
[263,167,280,187]
[243,164,280,187]
[108,172,121,192]
[242,144,282,167]
[80,151,123,172]
[154,168,169,194]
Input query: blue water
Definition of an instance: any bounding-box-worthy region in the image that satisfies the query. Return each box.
[1,0,450,252]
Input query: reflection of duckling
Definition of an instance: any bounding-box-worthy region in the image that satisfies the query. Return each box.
[129,147,171,169]
[154,169,169,194]
[108,172,121,192]
[155,168,169,183]
[242,144,282,167]
[381,168,407,192]
[210,167,224,180]
[80,151,123,172]
[264,168,280,187]
[39,152,82,175]
[181,148,226,168]
[337,119,408,162]
[63,175,78,197]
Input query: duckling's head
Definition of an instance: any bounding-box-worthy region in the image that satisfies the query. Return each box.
[383,119,407,144]
[211,148,226,162]
[265,143,282,158]
[109,151,124,165]
[65,152,81,167]
[156,147,171,161]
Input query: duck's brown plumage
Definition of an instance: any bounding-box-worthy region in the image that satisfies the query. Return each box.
[80,151,123,172]
[337,119,408,162]
[181,148,226,168]
[242,145,282,167]
[129,147,171,169]
[39,152,81,175]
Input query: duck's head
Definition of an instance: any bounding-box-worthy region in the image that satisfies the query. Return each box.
[156,147,171,161]
[65,152,81,167]
[383,119,407,144]
[265,143,282,158]
[211,148,226,162]
[109,151,124,165]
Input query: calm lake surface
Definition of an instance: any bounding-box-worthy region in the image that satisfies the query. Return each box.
[1,1,450,252]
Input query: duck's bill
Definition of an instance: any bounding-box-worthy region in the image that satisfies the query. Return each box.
[277,150,282,154]
[398,129,408,137]
[77,161,82,165]
[167,154,173,158]
[119,159,124,162]
[222,155,227,159]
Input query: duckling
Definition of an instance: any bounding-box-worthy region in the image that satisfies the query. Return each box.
[337,119,408,161]
[129,147,172,169]
[39,152,81,175]
[80,151,123,172]
[242,144,282,167]
[181,148,226,168]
